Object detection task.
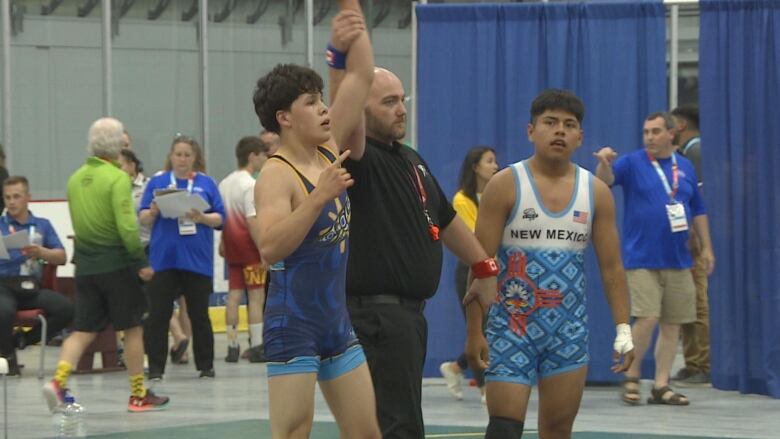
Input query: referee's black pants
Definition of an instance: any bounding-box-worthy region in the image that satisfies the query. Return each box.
[348,298,427,439]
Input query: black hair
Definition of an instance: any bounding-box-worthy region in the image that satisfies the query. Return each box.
[458,146,496,206]
[235,136,268,168]
[671,105,699,131]
[253,64,324,134]
[119,148,144,174]
[530,89,585,124]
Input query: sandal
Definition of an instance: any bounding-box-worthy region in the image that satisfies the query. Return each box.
[647,385,689,406]
[170,339,190,364]
[621,377,641,406]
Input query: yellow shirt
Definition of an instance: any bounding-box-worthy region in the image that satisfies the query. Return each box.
[452,190,478,232]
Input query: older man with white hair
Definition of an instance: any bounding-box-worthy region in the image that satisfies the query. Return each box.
[42,117,169,413]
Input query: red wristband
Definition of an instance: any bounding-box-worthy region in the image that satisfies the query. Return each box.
[471,258,499,279]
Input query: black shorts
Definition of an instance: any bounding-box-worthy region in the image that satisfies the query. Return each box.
[73,267,147,332]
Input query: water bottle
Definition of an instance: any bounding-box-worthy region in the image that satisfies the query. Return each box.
[56,396,86,437]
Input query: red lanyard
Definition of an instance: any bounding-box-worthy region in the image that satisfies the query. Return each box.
[408,163,439,241]
[170,171,196,193]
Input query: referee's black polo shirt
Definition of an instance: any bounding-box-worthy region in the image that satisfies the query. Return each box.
[344,136,457,301]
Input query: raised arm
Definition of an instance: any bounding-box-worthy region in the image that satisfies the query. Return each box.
[590,177,634,372]
[325,0,374,159]
[594,146,618,186]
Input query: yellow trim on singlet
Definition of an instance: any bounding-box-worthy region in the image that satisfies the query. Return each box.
[317,144,339,163]
[268,145,338,196]
[267,156,310,196]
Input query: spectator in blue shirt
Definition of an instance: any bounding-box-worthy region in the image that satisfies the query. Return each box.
[139,135,225,379]
[0,176,73,376]
[595,112,715,406]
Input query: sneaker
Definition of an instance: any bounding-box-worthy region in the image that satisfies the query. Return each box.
[672,367,694,381]
[247,345,266,363]
[225,345,240,363]
[128,390,170,412]
[677,371,711,386]
[439,362,464,401]
[47,334,65,347]
[199,369,215,378]
[42,379,69,413]
[148,373,163,382]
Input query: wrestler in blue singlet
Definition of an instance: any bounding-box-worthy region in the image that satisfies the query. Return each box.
[263,146,365,380]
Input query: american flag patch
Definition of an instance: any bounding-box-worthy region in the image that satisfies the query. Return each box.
[573,210,588,224]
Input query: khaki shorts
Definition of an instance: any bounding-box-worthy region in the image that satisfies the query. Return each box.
[626,268,696,324]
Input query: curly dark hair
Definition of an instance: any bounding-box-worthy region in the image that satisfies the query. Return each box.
[253,64,323,134]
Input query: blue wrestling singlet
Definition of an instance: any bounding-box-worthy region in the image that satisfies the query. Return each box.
[263,146,365,380]
[486,160,594,385]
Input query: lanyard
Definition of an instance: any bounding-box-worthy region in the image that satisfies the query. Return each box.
[408,163,439,241]
[647,152,678,201]
[410,164,428,207]
[170,171,195,193]
[4,216,35,244]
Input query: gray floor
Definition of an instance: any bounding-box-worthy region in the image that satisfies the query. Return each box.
[2,338,779,439]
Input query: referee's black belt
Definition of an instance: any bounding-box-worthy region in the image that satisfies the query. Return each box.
[347,294,425,312]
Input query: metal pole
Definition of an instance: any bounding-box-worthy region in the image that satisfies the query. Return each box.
[305,0,313,67]
[1,0,11,162]
[669,4,679,108]
[199,0,209,161]
[663,0,698,4]
[410,1,423,150]
[3,374,7,439]
[1,356,7,439]
[102,0,113,115]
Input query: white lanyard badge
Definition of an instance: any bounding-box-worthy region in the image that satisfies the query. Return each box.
[647,153,688,233]
[171,172,198,236]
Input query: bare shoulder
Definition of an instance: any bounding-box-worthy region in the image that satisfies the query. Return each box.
[255,159,297,197]
[591,175,613,205]
[482,168,516,210]
[492,167,515,182]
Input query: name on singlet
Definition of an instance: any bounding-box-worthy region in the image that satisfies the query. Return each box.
[510,229,589,243]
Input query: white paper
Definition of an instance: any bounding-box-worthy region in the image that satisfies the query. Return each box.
[154,191,210,219]
[3,229,30,250]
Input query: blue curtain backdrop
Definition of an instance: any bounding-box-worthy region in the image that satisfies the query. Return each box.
[416,1,667,382]
[699,0,780,398]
